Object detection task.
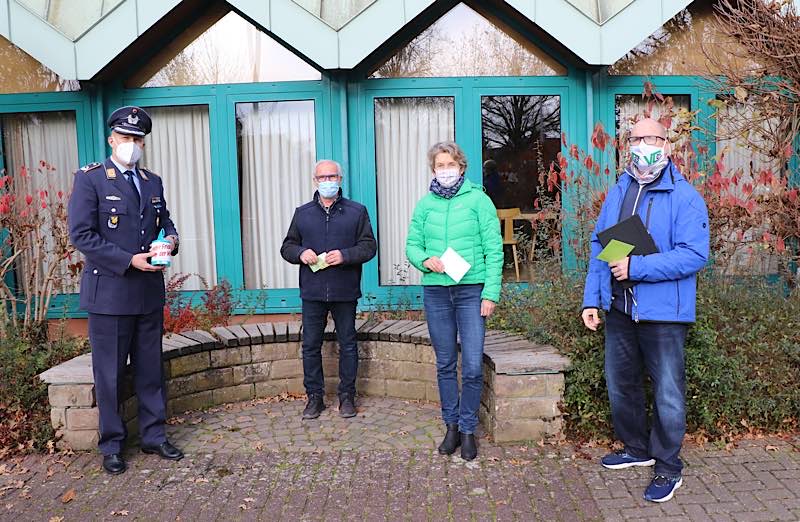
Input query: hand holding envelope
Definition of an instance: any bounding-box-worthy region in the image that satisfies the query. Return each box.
[310,252,329,272]
[439,247,471,283]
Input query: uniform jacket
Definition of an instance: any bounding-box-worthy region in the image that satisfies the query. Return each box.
[405,178,504,302]
[280,191,377,302]
[68,158,179,315]
[582,161,709,323]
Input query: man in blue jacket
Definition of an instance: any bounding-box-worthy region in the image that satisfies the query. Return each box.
[68,106,183,475]
[581,118,709,503]
[280,160,377,420]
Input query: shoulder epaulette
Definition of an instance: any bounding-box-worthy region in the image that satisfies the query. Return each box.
[79,162,102,173]
[139,167,158,181]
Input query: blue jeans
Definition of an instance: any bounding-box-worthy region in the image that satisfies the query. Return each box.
[605,308,688,478]
[301,300,358,397]
[423,284,485,434]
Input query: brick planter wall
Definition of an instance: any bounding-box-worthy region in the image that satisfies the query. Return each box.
[40,320,570,450]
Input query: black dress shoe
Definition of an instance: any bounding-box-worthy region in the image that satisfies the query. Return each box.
[460,432,478,461]
[338,394,357,418]
[302,393,326,419]
[102,453,127,475]
[438,424,461,455]
[141,441,184,461]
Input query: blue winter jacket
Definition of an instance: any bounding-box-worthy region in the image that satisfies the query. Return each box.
[582,161,709,323]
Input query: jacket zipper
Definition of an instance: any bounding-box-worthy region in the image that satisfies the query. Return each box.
[624,184,645,316]
[645,198,654,229]
[325,207,331,302]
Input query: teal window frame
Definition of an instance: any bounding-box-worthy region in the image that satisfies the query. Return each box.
[348,76,575,308]
[0,90,94,318]
[122,79,333,314]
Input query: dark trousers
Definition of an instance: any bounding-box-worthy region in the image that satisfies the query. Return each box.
[605,308,688,478]
[301,299,358,397]
[89,310,167,455]
[423,284,486,435]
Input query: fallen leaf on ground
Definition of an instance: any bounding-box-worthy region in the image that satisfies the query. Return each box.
[765,445,779,451]
[48,517,64,522]
[60,489,75,504]
[110,510,130,516]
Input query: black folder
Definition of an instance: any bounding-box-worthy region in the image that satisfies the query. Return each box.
[597,214,658,289]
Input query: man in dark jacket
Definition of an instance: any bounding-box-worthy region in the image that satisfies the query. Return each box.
[280,159,377,419]
[581,118,709,503]
[68,106,183,475]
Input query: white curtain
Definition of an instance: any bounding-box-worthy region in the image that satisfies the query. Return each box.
[374,97,455,285]
[716,102,781,274]
[2,111,79,294]
[238,100,316,289]
[141,105,216,290]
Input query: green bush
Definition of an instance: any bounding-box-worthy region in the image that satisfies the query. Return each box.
[0,323,87,456]
[487,272,800,442]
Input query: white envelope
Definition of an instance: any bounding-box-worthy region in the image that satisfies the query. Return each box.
[440,247,471,283]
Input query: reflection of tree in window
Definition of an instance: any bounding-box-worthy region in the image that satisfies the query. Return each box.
[609,1,758,76]
[138,11,320,87]
[0,36,79,94]
[481,95,561,213]
[371,3,565,78]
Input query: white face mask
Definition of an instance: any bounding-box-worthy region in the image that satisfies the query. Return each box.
[630,142,668,184]
[115,140,142,166]
[434,168,461,188]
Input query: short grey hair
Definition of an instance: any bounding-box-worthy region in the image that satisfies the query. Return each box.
[427,141,467,173]
[314,159,343,176]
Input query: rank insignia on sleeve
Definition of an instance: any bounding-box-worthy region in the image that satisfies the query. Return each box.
[79,162,101,173]
[105,168,117,180]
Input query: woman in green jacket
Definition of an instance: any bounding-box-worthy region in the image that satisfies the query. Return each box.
[406,141,503,461]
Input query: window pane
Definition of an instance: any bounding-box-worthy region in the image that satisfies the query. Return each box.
[17,0,123,40]
[609,2,758,76]
[481,95,561,283]
[292,0,376,30]
[1,111,79,294]
[565,0,634,24]
[375,97,455,285]
[0,35,79,93]
[370,3,566,78]
[238,100,317,289]
[140,105,216,290]
[129,11,322,88]
[716,101,781,275]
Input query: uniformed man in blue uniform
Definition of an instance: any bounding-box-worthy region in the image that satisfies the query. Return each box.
[68,106,184,475]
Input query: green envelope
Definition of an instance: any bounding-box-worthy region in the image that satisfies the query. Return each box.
[310,252,329,272]
[597,239,635,263]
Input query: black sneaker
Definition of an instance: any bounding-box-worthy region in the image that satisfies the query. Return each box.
[338,394,357,418]
[302,393,326,419]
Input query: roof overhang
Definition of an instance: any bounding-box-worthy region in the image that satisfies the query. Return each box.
[0,0,697,79]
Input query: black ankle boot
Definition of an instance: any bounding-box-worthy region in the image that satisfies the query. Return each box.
[460,432,477,461]
[438,424,461,455]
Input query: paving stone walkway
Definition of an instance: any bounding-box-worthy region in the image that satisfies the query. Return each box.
[1,396,798,521]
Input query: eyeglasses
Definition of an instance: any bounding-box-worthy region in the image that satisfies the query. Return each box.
[628,135,666,146]
[315,174,340,182]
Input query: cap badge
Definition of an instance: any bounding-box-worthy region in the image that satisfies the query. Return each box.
[127,114,139,125]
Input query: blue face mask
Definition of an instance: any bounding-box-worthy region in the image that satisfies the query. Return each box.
[318,180,340,199]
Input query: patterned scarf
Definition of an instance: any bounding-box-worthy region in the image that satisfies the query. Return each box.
[429,175,465,199]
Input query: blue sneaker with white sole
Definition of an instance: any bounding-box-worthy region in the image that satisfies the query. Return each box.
[601,449,656,469]
[644,475,683,502]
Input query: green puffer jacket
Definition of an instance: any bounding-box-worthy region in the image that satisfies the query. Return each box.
[406,178,504,302]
